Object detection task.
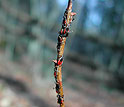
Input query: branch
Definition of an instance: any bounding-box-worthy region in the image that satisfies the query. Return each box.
[53,0,76,107]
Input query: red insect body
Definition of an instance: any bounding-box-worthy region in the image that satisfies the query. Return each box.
[61,29,63,34]
[64,20,66,24]
[64,29,66,34]
[61,100,63,104]
[56,90,59,93]
[57,60,63,66]
[54,71,56,77]
[57,56,63,66]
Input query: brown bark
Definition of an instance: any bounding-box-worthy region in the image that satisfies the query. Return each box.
[53,0,76,107]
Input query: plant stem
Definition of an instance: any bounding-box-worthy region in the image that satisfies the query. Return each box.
[53,0,76,107]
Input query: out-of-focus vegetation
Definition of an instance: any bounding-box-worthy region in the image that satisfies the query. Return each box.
[0,0,124,107]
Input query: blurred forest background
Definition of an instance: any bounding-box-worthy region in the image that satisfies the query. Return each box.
[0,0,124,107]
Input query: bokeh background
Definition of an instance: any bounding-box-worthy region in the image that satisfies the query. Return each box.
[0,0,124,107]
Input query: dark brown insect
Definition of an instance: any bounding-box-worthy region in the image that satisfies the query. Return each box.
[56,83,60,93]
[57,95,64,105]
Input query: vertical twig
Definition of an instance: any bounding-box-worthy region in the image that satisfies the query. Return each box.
[53,0,76,107]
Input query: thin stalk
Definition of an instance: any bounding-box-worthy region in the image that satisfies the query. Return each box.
[53,0,76,107]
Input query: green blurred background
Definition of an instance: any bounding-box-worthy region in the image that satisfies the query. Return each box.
[0,0,124,107]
